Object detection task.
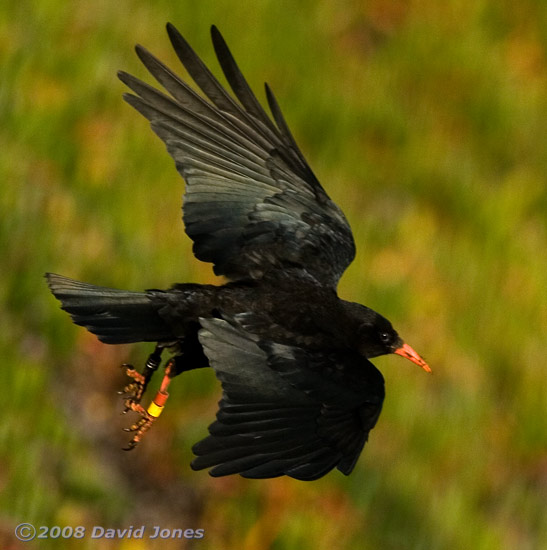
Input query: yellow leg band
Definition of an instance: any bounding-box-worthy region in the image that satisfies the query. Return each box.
[147,401,164,418]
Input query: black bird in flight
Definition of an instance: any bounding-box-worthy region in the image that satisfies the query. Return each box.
[46,24,430,481]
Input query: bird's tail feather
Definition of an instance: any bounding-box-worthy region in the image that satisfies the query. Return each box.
[45,273,174,344]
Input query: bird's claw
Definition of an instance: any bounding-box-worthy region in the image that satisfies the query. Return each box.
[122,411,156,450]
[117,348,172,449]
[119,363,147,405]
[121,389,169,449]
[117,347,166,446]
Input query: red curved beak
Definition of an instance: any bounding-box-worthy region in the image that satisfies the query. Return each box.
[394,343,431,373]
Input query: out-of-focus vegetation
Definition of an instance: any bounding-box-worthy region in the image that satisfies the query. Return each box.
[1,0,546,548]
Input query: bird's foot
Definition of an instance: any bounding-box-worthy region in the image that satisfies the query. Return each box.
[118,347,163,412]
[122,390,169,450]
[119,354,175,450]
[119,364,147,410]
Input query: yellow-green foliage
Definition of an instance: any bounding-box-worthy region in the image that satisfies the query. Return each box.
[1,1,546,549]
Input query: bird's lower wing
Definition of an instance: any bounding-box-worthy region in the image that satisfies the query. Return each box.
[193,316,382,480]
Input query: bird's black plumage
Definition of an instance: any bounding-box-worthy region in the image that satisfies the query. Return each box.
[46,24,429,481]
[119,23,355,286]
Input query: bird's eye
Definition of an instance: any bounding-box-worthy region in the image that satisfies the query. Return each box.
[379,332,391,344]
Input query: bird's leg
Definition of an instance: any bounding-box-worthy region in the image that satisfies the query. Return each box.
[122,357,176,450]
[119,345,163,411]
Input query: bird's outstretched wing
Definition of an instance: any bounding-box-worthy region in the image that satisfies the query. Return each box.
[193,316,384,480]
[118,24,355,287]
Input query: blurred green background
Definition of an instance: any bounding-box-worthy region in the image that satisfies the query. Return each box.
[1,0,546,549]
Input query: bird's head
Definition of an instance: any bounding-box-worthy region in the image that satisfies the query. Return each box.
[352,305,431,372]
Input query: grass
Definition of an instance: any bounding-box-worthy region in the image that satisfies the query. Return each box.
[1,1,546,549]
